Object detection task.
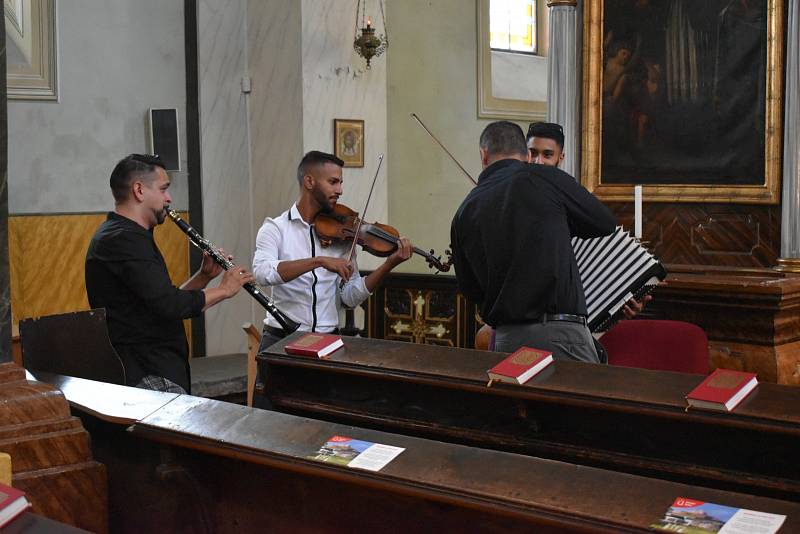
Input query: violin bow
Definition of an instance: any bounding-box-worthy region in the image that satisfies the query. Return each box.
[342,154,385,285]
[410,113,477,186]
[410,112,479,272]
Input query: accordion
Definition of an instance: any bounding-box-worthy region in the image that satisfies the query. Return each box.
[572,227,667,333]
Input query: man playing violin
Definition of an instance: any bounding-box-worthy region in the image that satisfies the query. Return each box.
[253,150,413,353]
[451,122,617,363]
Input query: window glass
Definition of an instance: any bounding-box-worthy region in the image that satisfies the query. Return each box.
[489,0,536,54]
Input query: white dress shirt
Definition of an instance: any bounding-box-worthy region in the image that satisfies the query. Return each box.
[252,203,371,332]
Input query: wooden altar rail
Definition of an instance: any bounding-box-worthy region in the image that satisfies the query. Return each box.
[362,268,800,384]
[649,264,800,384]
[258,334,800,502]
[33,372,800,533]
[0,364,107,533]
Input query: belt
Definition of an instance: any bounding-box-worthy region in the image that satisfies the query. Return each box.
[263,325,340,338]
[540,313,587,326]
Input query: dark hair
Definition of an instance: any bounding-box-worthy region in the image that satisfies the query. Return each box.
[478,121,528,157]
[109,154,166,202]
[297,151,344,184]
[526,122,565,150]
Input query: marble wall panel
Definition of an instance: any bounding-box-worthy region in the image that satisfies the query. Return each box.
[1,18,9,362]
[198,0,254,355]
[247,0,304,231]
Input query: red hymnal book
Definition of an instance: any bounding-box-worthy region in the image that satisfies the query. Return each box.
[0,483,31,529]
[487,346,553,385]
[284,333,344,358]
[686,368,758,411]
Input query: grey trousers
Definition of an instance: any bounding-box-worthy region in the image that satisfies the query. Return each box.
[494,320,601,364]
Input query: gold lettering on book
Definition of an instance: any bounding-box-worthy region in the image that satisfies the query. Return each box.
[707,372,742,389]
[294,334,324,347]
[510,349,541,366]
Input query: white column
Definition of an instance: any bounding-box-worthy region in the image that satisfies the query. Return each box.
[778,0,800,270]
[546,0,579,177]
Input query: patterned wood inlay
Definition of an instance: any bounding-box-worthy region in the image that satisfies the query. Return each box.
[607,202,780,267]
[369,274,476,348]
[9,213,191,346]
[383,288,456,346]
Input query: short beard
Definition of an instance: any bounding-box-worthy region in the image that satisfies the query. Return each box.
[313,187,334,213]
[155,207,167,225]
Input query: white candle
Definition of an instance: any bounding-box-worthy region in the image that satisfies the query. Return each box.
[634,185,642,239]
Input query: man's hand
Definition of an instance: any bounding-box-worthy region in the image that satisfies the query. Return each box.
[362,237,414,294]
[200,250,227,279]
[318,257,355,281]
[386,237,413,268]
[218,265,254,298]
[623,295,652,319]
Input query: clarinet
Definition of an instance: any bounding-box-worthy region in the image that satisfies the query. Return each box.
[166,209,300,334]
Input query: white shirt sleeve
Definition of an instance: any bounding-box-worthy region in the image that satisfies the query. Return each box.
[340,254,371,308]
[252,218,286,286]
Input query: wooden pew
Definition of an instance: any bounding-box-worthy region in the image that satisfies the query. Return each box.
[258,334,800,502]
[33,372,800,533]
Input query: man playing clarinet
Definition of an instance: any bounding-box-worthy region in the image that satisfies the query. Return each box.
[85,154,253,393]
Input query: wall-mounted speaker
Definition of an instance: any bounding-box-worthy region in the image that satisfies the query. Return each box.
[147,108,181,171]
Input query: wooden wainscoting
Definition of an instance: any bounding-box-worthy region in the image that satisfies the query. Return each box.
[8,212,191,347]
[608,202,781,268]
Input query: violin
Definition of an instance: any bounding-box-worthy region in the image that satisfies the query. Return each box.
[314,204,451,272]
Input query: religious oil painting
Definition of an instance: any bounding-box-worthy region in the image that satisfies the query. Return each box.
[334,119,365,168]
[582,0,783,203]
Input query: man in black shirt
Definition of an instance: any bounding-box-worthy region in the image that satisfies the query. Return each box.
[450,122,616,363]
[526,121,650,320]
[86,154,253,393]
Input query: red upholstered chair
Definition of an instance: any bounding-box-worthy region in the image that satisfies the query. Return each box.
[600,320,710,374]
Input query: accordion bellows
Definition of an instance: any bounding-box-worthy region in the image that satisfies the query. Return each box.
[572,227,668,332]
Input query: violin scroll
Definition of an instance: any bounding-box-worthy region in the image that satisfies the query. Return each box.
[424,248,453,273]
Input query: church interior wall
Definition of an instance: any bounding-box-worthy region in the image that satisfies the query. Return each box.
[6,0,797,355]
[7,0,189,214]
[6,0,191,337]
[386,0,522,274]
[197,0,255,356]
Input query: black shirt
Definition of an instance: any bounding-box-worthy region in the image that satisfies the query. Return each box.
[85,212,205,391]
[450,159,616,327]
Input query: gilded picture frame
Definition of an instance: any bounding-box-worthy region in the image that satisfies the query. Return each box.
[581,0,783,204]
[334,119,365,168]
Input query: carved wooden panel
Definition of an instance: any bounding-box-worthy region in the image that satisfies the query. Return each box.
[607,202,780,267]
[0,363,107,532]
[368,274,476,348]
